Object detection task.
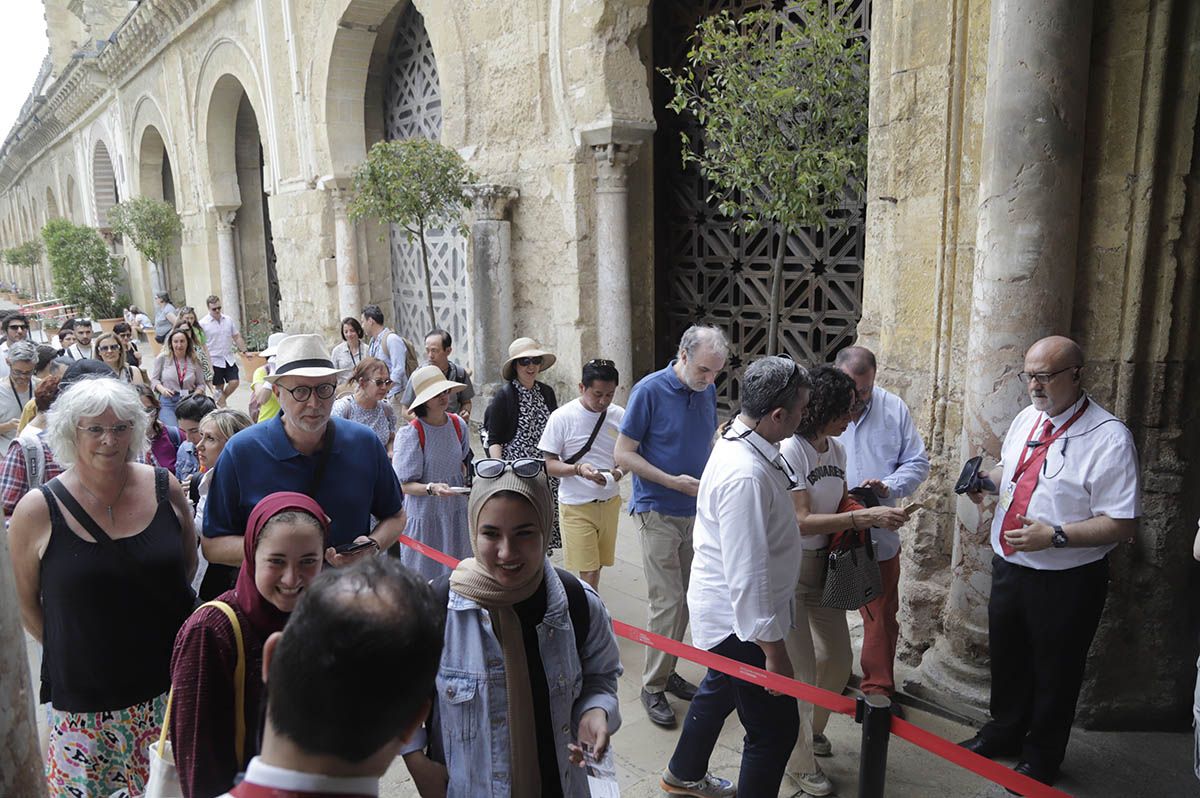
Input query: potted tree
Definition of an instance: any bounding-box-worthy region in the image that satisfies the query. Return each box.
[108,196,182,320]
[5,240,44,302]
[348,138,474,331]
[41,219,126,325]
[661,3,868,355]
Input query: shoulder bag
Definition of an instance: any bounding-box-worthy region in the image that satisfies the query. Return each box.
[819,494,883,611]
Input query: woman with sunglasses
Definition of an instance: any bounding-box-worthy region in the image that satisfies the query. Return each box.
[401,460,622,797]
[392,364,470,580]
[483,337,562,548]
[95,330,146,386]
[331,356,397,452]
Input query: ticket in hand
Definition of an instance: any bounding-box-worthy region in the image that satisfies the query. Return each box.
[582,742,620,797]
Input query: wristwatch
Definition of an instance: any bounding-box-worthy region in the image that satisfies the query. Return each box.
[1051,525,1069,548]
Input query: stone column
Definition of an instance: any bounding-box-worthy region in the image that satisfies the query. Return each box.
[329,187,363,321]
[907,0,1093,715]
[464,184,519,398]
[0,531,44,797]
[213,208,241,327]
[592,142,640,405]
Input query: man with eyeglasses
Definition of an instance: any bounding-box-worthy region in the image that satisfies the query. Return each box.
[199,294,248,408]
[203,334,406,580]
[960,335,1140,787]
[661,356,811,798]
[0,313,29,379]
[0,341,38,449]
[615,324,728,727]
[400,328,474,420]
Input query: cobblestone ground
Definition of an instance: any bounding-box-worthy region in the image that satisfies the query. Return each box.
[14,322,1194,796]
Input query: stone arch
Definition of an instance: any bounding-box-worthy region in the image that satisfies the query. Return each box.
[134,123,185,300]
[45,186,60,220]
[92,139,120,228]
[196,39,273,208]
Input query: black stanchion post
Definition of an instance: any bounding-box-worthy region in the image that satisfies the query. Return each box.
[855,694,892,798]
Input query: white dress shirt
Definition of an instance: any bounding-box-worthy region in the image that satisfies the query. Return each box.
[687,418,802,651]
[833,386,930,560]
[990,393,1141,570]
[216,757,379,797]
[200,313,241,367]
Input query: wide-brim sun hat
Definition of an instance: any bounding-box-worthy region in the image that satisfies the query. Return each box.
[259,332,289,358]
[407,364,466,412]
[501,337,556,381]
[263,334,349,382]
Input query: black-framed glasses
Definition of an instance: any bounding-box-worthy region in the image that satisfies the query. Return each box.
[516,356,543,367]
[6,324,27,331]
[1017,367,1078,385]
[278,382,338,402]
[473,458,547,480]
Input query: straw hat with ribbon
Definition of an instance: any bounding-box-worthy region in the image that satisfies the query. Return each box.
[263,334,348,382]
[407,364,466,412]
[501,337,556,381]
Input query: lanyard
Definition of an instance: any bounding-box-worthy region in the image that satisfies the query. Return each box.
[173,356,188,388]
[1011,397,1089,481]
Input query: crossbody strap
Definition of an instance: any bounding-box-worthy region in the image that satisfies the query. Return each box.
[307,421,336,495]
[563,409,607,465]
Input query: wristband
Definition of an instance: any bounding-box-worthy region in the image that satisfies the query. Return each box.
[426,484,434,496]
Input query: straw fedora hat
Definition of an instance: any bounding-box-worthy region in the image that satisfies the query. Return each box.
[259,332,289,358]
[407,364,466,412]
[263,334,348,382]
[501,337,556,381]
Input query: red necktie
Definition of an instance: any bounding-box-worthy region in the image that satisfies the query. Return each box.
[999,419,1054,556]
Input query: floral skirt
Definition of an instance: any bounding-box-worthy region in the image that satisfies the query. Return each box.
[46,692,167,798]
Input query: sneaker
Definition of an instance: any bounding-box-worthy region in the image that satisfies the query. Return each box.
[666,672,700,701]
[792,764,834,797]
[642,688,677,728]
[812,732,832,757]
[661,768,737,797]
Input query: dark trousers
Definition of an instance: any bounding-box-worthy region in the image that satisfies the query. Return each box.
[668,635,799,796]
[982,555,1108,772]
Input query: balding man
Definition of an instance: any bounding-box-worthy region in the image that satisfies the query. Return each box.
[833,346,929,706]
[960,336,1140,787]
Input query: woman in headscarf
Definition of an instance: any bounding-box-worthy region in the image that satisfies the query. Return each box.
[168,491,330,798]
[401,460,622,797]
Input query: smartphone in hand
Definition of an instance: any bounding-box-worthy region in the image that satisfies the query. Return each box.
[335,539,377,555]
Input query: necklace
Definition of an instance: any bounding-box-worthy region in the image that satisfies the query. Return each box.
[76,468,132,524]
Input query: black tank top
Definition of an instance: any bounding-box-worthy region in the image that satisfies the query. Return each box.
[39,467,193,712]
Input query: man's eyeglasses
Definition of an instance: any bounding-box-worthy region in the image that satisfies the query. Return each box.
[78,423,133,438]
[516,356,543,367]
[473,458,547,480]
[278,382,338,402]
[98,345,121,353]
[1017,367,1078,385]
[724,424,799,489]
[10,367,35,379]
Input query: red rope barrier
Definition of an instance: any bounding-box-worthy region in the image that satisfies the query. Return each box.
[394,533,1071,797]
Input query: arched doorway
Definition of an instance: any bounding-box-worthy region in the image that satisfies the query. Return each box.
[66,175,80,222]
[45,187,59,220]
[379,3,469,362]
[137,125,185,299]
[92,140,119,229]
[651,0,872,410]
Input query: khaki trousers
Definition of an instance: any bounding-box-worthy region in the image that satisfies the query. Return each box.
[785,548,852,775]
[637,510,694,692]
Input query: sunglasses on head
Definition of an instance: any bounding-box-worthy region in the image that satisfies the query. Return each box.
[472,458,547,480]
[516,356,543,367]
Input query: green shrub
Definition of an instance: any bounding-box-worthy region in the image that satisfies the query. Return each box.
[41,219,125,318]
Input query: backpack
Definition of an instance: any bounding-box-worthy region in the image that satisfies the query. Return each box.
[20,437,45,490]
[165,425,182,448]
[410,414,464,450]
[379,329,420,378]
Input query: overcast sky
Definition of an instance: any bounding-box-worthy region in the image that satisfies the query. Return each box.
[0,4,51,142]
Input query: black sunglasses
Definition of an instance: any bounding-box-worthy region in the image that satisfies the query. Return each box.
[473,458,547,480]
[516,356,544,367]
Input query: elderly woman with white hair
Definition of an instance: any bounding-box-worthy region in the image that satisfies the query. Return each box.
[0,339,38,449]
[8,376,197,797]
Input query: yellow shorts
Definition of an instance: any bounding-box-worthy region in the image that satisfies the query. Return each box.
[560,496,622,572]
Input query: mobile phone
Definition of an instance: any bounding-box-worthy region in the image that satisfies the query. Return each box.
[954,456,995,494]
[448,486,472,495]
[335,540,376,555]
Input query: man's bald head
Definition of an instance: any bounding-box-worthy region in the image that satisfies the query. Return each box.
[1026,336,1083,370]
[1023,336,1084,415]
[835,346,877,376]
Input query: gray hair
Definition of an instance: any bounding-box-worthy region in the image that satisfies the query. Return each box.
[678,324,729,361]
[7,340,37,364]
[45,377,149,466]
[741,356,812,419]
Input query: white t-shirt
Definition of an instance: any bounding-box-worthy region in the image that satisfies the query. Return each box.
[538,398,625,505]
[781,434,848,550]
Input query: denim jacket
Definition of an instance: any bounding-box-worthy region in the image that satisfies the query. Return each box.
[402,561,623,797]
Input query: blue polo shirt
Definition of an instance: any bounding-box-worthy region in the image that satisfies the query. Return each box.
[621,361,718,517]
[203,416,403,547]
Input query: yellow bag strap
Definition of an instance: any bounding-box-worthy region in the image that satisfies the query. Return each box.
[157,600,247,766]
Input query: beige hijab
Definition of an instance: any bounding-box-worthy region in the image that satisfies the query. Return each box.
[450,469,554,798]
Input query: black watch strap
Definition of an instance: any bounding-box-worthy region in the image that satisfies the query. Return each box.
[1052,525,1068,548]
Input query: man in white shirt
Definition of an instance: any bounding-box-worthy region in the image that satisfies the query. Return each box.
[539,358,627,589]
[65,319,95,360]
[833,346,930,702]
[218,556,443,798]
[199,295,248,407]
[0,312,29,378]
[962,336,1140,787]
[661,356,811,798]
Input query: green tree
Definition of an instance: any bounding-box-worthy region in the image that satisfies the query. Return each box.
[348,138,475,330]
[41,219,125,318]
[662,4,868,354]
[108,196,182,295]
[5,240,44,297]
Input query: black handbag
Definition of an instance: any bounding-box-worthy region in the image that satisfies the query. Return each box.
[819,495,882,610]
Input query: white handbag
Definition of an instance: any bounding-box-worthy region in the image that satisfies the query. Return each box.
[142,601,245,798]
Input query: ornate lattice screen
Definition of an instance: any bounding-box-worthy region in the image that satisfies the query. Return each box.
[385,4,470,363]
[652,0,871,412]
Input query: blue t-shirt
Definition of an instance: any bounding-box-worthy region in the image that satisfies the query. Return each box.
[620,361,718,517]
[203,416,404,547]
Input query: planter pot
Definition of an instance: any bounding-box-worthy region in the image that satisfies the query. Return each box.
[98,317,122,333]
[241,352,267,376]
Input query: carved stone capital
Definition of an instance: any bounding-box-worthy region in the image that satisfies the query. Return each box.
[592,143,640,192]
[210,206,238,230]
[465,184,519,222]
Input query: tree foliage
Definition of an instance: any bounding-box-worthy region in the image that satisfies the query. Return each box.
[349,138,475,329]
[42,218,125,318]
[661,4,868,353]
[108,196,182,265]
[5,240,43,268]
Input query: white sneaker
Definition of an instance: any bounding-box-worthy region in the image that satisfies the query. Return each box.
[792,764,834,796]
